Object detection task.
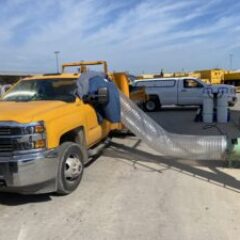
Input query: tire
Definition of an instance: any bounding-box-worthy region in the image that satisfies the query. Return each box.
[144,98,160,112]
[56,142,87,195]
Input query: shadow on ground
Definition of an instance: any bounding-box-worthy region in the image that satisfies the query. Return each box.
[0,155,104,206]
[104,142,240,193]
[0,192,52,206]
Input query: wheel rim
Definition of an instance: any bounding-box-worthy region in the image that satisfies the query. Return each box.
[64,154,83,181]
[146,101,156,111]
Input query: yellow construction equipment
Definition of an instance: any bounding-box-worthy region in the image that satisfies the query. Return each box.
[137,68,240,89]
[194,69,225,84]
[224,71,240,86]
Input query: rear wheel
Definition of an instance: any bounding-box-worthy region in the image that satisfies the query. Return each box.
[57,142,87,195]
[144,97,161,112]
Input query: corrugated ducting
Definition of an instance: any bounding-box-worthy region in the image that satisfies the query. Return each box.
[120,92,227,160]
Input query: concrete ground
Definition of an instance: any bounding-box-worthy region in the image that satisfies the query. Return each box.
[0,99,240,240]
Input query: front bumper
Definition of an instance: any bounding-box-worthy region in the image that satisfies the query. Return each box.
[0,149,59,194]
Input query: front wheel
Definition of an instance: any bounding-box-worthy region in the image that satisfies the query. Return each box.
[57,142,87,195]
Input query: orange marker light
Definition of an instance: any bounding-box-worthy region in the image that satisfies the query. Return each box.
[35,125,45,133]
[34,139,46,149]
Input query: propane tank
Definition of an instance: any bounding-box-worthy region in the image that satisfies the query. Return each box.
[203,87,214,123]
[217,87,229,123]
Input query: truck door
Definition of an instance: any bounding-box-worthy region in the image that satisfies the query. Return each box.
[178,79,204,105]
[81,103,103,146]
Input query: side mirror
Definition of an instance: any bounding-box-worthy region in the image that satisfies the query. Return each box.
[83,87,109,105]
[0,84,12,96]
[97,87,109,105]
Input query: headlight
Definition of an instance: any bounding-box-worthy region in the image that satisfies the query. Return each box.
[14,122,46,151]
[23,123,45,134]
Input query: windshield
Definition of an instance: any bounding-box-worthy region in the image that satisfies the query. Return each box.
[2,78,77,102]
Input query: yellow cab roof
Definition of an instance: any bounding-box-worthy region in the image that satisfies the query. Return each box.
[23,72,80,81]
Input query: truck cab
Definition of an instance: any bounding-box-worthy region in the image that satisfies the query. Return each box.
[177,78,237,106]
[177,78,205,105]
[0,61,137,195]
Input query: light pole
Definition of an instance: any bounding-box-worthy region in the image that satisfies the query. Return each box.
[54,51,60,73]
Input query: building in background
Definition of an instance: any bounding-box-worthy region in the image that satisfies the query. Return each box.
[0,71,35,85]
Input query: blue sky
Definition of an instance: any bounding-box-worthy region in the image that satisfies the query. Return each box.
[0,0,240,73]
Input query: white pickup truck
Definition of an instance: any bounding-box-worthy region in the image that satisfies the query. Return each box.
[133,77,237,111]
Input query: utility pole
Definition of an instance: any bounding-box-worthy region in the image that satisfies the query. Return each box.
[54,51,60,73]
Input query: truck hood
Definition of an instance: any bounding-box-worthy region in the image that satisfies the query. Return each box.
[207,84,236,96]
[0,101,67,123]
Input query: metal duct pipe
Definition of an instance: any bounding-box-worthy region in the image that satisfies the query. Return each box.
[120,92,227,160]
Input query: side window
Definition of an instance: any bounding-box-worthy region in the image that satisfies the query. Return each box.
[183,79,203,88]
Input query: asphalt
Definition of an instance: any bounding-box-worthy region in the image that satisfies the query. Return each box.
[0,98,240,240]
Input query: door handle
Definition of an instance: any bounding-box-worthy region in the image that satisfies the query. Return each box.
[181,89,187,92]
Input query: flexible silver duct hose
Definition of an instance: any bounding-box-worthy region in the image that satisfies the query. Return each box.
[120,92,227,160]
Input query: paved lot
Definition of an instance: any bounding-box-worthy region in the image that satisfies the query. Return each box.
[0,101,240,240]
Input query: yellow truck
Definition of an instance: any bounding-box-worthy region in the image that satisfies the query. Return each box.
[194,69,240,91]
[224,71,240,90]
[0,61,145,195]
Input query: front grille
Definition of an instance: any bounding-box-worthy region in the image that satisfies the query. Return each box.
[0,127,11,136]
[0,127,22,136]
[0,127,21,155]
[0,139,13,152]
[0,124,39,156]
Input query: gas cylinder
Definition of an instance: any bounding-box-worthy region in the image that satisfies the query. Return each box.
[203,87,214,123]
[217,87,229,123]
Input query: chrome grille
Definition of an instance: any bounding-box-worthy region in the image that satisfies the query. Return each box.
[0,127,12,136]
[0,139,13,154]
[0,127,22,136]
[0,127,19,154]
